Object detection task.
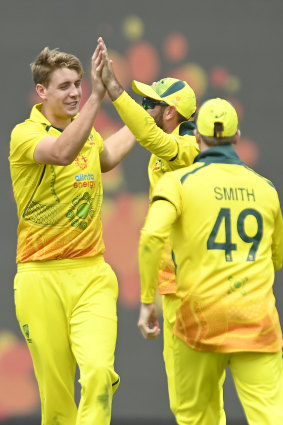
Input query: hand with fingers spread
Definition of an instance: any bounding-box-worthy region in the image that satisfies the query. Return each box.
[138,303,161,340]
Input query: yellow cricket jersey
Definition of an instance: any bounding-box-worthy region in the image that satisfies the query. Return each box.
[113,91,199,294]
[139,145,283,353]
[9,104,105,263]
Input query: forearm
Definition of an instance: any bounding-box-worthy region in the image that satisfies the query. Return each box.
[55,93,102,163]
[105,76,124,101]
[139,199,178,303]
[139,231,164,303]
[100,125,136,172]
[113,91,178,160]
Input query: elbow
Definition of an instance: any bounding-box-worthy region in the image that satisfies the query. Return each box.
[58,155,74,166]
[100,164,112,173]
[52,149,78,165]
[34,149,75,166]
[100,158,117,173]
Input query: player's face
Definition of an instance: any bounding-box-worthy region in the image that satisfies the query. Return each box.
[147,105,166,130]
[43,68,82,119]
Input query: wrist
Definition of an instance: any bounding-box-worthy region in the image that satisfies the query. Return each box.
[107,78,123,101]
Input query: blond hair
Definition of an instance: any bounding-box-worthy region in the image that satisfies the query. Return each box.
[30,47,83,87]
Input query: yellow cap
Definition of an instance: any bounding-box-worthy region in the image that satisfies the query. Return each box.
[197,98,238,138]
[132,77,196,119]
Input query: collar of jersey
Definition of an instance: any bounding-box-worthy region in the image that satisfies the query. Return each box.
[172,120,196,137]
[30,103,78,126]
[194,144,244,165]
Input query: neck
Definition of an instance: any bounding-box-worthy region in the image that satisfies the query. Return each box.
[164,119,179,133]
[41,104,72,130]
[199,140,211,152]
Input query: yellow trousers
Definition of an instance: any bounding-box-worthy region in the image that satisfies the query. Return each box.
[174,335,283,425]
[14,256,120,425]
[162,294,226,424]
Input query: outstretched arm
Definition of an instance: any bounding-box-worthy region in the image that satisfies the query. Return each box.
[97,37,198,164]
[34,45,106,165]
[138,198,178,340]
[94,37,136,172]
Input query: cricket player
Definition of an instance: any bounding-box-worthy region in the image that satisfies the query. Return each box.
[96,37,226,423]
[9,45,136,425]
[138,98,283,424]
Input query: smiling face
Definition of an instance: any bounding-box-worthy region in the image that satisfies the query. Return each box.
[36,67,82,128]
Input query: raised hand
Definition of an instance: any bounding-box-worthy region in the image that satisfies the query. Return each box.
[97,37,123,100]
[91,43,106,100]
[97,37,116,87]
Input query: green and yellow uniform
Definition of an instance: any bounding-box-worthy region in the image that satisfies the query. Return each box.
[113,90,200,415]
[139,145,283,424]
[9,104,119,425]
[113,90,199,295]
[10,104,105,263]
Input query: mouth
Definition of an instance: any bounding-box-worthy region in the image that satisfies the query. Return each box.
[66,101,79,108]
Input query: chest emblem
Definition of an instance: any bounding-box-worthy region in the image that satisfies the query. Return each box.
[153,158,162,171]
[66,192,95,230]
[75,154,88,170]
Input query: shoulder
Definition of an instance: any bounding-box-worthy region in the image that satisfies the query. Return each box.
[11,119,46,140]
[244,165,277,189]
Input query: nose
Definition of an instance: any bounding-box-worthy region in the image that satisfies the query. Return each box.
[70,84,81,98]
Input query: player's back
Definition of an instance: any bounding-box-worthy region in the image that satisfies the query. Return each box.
[159,145,283,352]
[173,150,280,297]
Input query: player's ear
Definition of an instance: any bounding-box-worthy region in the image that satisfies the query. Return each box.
[233,129,241,145]
[194,129,202,146]
[165,105,176,119]
[36,83,47,100]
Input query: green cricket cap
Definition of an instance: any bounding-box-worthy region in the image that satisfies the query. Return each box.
[132,77,196,119]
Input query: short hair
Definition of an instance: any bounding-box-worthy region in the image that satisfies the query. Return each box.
[199,122,236,146]
[30,47,83,87]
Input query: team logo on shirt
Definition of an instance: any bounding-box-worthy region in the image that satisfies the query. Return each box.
[153,158,162,171]
[88,134,95,145]
[227,275,248,296]
[75,153,88,170]
[23,324,32,344]
[66,191,97,230]
[74,173,95,189]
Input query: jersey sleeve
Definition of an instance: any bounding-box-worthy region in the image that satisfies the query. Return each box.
[166,135,199,171]
[151,171,183,216]
[113,90,192,161]
[10,123,48,164]
[272,202,283,271]
[139,199,179,303]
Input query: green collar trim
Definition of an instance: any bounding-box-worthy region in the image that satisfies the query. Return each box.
[179,120,196,136]
[195,145,243,165]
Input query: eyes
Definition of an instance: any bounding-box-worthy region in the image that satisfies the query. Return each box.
[142,97,168,110]
[58,80,82,91]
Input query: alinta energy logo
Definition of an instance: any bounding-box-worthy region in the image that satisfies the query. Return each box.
[74,173,95,189]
